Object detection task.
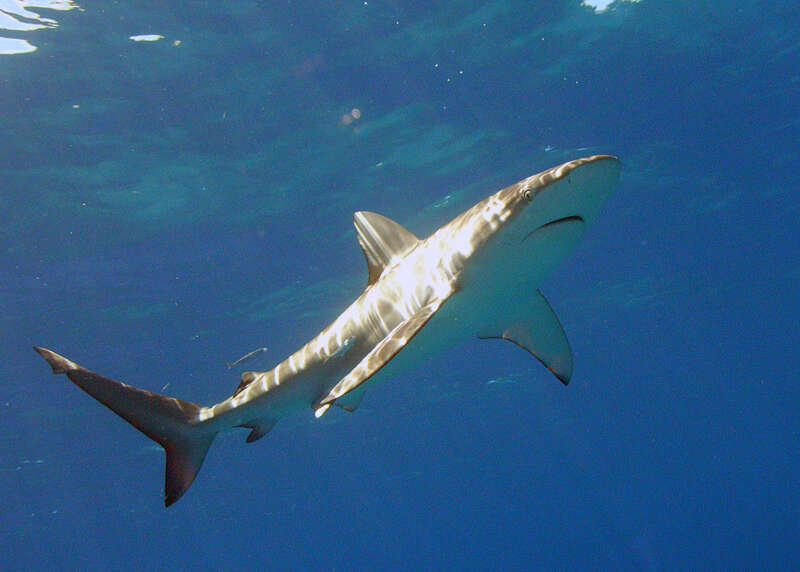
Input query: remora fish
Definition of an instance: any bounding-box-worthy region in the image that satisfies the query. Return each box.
[35,155,621,506]
[226,347,268,369]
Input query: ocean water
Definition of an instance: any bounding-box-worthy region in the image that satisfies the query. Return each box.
[2,0,798,569]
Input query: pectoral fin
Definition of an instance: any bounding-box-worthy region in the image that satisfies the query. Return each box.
[478,289,573,385]
[315,298,447,417]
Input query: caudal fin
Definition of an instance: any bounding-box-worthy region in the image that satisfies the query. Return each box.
[34,346,216,507]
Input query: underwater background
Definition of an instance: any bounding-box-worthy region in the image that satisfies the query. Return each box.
[1,0,798,569]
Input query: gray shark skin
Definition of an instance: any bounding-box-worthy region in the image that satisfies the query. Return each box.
[35,154,620,506]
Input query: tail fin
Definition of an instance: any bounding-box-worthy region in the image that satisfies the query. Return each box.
[34,346,216,507]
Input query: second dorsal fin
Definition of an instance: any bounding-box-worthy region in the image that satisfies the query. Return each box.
[353,211,420,285]
[234,371,258,397]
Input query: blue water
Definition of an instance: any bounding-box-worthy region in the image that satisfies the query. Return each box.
[2,1,798,569]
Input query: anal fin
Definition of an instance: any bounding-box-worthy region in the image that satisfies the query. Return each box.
[238,418,277,443]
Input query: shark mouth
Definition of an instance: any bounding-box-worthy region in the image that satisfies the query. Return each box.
[522,215,585,243]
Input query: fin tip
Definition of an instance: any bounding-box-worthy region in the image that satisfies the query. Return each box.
[33,346,79,374]
[546,365,571,386]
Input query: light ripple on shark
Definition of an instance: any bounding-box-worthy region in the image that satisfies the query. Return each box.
[35,154,621,506]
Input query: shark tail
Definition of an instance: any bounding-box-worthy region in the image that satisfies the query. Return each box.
[34,346,216,507]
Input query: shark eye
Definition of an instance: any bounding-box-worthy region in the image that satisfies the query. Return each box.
[523,189,533,202]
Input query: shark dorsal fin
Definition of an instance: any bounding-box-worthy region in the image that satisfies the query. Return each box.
[353,211,420,285]
[234,371,258,397]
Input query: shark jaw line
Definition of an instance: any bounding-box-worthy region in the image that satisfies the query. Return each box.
[34,155,621,506]
[522,215,586,244]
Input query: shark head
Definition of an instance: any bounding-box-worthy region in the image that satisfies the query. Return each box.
[455,155,621,291]
[502,155,620,246]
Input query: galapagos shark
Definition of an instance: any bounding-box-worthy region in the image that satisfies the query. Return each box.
[35,154,621,506]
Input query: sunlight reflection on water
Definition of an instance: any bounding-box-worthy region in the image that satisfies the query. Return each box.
[0,0,80,55]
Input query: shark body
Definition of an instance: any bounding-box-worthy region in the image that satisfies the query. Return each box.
[35,154,620,506]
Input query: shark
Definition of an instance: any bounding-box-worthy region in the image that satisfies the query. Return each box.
[34,154,621,506]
